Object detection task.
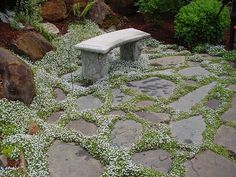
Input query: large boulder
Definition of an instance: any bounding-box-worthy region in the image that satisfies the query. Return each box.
[105,0,137,15]
[89,0,124,28]
[40,0,68,22]
[0,48,36,105]
[14,31,55,62]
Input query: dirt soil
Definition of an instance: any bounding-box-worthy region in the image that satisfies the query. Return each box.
[119,13,176,44]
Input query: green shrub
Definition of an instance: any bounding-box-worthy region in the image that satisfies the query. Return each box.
[136,0,190,15]
[175,0,230,47]
[223,50,236,62]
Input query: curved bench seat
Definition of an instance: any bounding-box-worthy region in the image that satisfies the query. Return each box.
[75,28,150,54]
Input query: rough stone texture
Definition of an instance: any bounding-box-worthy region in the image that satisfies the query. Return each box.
[109,110,126,116]
[131,149,172,174]
[214,125,236,154]
[178,66,210,77]
[221,94,236,122]
[150,56,185,66]
[0,155,7,168]
[184,151,236,177]
[105,0,137,15]
[170,115,206,145]
[14,32,54,62]
[0,47,36,105]
[27,122,40,135]
[41,22,60,35]
[54,88,66,102]
[185,80,197,85]
[170,82,216,112]
[40,0,67,22]
[77,95,102,111]
[112,88,131,106]
[156,69,175,76]
[89,0,113,25]
[81,50,110,81]
[136,100,154,108]
[228,84,236,91]
[127,77,175,98]
[66,119,97,136]
[135,111,170,124]
[47,141,102,177]
[111,120,142,148]
[187,61,201,67]
[47,111,64,123]
[120,41,142,61]
[205,99,221,110]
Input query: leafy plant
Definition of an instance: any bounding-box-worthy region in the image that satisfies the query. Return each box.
[80,1,95,18]
[72,2,81,16]
[175,0,230,47]
[223,50,236,62]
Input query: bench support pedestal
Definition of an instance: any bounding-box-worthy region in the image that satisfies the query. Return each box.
[81,51,110,81]
[120,42,142,61]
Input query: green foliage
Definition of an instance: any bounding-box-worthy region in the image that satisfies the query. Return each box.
[80,1,95,18]
[175,0,230,47]
[223,50,236,62]
[15,0,45,24]
[32,22,55,41]
[136,0,190,15]
[72,2,81,16]
[71,1,94,19]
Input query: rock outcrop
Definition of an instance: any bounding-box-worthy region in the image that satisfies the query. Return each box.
[14,31,55,62]
[0,47,36,105]
[89,0,124,28]
[40,0,68,22]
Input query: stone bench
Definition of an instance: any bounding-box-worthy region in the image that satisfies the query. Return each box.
[75,28,150,81]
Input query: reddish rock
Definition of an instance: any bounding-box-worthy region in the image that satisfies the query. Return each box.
[27,122,40,135]
[40,0,68,22]
[14,32,55,62]
[89,0,124,28]
[0,47,36,105]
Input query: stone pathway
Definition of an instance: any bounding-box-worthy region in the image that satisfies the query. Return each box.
[127,77,175,98]
[2,24,236,177]
[170,82,216,112]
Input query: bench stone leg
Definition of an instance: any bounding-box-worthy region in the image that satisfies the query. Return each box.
[81,51,110,81]
[120,42,142,61]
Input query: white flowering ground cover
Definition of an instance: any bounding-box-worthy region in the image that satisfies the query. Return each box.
[1,20,236,177]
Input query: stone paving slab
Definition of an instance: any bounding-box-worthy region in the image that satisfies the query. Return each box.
[131,149,172,174]
[111,120,142,148]
[135,111,170,124]
[136,100,155,108]
[47,111,64,123]
[170,115,206,145]
[77,95,102,111]
[127,77,175,98]
[221,94,236,122]
[112,89,132,106]
[187,61,201,67]
[54,88,66,102]
[214,125,236,154]
[66,119,97,136]
[47,140,102,177]
[205,99,220,110]
[178,66,211,77]
[170,82,216,112]
[184,150,236,177]
[150,56,185,66]
[228,85,236,91]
